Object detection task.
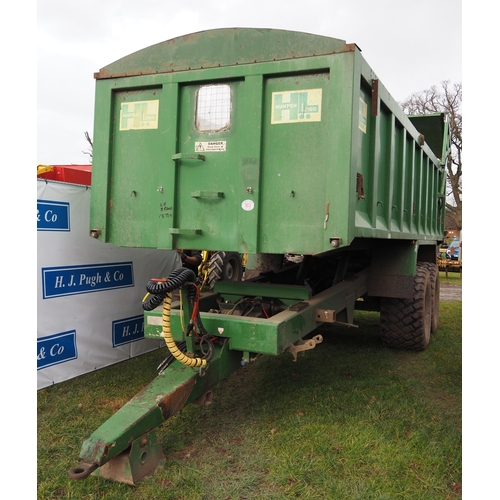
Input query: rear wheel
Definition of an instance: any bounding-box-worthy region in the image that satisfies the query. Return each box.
[380,263,432,351]
[208,252,243,289]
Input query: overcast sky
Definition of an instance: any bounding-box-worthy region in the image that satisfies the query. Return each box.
[37,0,462,165]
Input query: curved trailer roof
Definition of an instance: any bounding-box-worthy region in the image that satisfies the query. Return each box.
[95,28,355,79]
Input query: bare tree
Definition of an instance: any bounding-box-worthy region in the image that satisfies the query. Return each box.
[400,81,462,231]
[83,131,93,162]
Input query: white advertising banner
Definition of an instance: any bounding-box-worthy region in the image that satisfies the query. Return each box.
[37,179,180,389]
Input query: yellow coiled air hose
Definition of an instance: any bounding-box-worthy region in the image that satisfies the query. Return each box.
[162,291,207,368]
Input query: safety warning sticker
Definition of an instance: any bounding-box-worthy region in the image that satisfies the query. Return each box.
[271,89,322,124]
[195,141,226,152]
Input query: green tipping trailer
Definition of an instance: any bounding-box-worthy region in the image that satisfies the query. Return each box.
[70,28,450,484]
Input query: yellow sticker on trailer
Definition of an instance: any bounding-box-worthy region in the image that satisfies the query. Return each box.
[119,100,159,130]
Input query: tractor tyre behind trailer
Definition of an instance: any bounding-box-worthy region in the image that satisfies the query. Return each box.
[208,252,244,290]
[379,263,432,351]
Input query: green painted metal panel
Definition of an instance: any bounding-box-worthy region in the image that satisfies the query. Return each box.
[352,54,447,242]
[107,88,165,247]
[258,70,351,254]
[409,113,449,160]
[95,28,348,79]
[172,80,246,251]
[90,29,448,254]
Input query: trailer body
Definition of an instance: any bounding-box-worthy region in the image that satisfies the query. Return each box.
[90,28,447,255]
[71,29,450,484]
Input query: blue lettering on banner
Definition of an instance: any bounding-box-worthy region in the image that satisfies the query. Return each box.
[112,315,145,347]
[37,330,78,370]
[37,200,70,231]
[41,262,134,299]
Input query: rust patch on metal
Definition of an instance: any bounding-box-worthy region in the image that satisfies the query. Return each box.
[157,376,197,420]
[371,79,379,116]
[343,43,359,52]
[80,439,111,465]
[356,173,365,199]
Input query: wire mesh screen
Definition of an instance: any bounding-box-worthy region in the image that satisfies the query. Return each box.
[196,85,231,132]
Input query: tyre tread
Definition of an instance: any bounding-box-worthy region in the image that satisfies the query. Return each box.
[380,263,432,351]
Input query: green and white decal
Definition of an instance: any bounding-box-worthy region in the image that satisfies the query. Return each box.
[119,100,159,131]
[271,89,322,124]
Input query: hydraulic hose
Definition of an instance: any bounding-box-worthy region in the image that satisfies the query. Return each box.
[142,267,208,369]
[161,292,207,368]
[142,268,196,311]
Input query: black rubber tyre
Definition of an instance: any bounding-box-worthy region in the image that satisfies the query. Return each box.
[423,262,440,333]
[208,252,243,289]
[380,263,432,351]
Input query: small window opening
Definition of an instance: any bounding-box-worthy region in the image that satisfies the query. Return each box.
[196,85,231,132]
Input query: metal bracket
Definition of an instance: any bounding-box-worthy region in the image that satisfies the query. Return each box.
[315,308,336,323]
[191,190,224,199]
[192,390,213,406]
[169,228,202,235]
[172,153,205,161]
[371,78,379,116]
[92,431,165,486]
[287,334,323,362]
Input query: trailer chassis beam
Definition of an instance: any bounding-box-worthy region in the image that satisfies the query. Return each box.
[69,271,369,485]
[68,338,242,485]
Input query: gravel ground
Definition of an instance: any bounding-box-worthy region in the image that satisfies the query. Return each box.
[440,283,462,301]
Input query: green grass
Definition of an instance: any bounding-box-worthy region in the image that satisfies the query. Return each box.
[439,270,462,286]
[38,301,461,499]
